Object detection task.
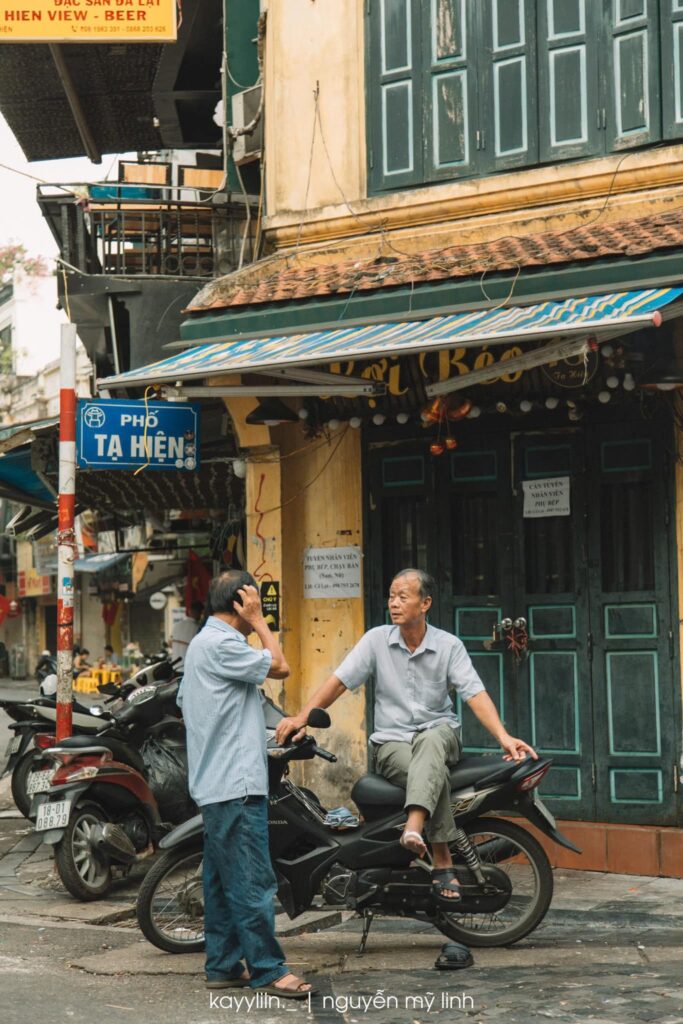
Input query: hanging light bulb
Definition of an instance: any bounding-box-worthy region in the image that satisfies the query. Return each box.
[232,458,247,479]
[298,407,310,420]
[495,401,508,414]
[519,400,532,413]
[372,413,386,426]
[568,407,583,421]
[598,391,611,404]
[466,405,481,419]
[545,397,559,410]
[623,373,636,392]
[396,412,409,424]
[349,416,362,429]
[327,418,341,430]
[601,343,614,358]
[606,375,619,389]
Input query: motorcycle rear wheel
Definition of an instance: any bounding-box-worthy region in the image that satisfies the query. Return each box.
[10,749,33,819]
[136,844,205,953]
[433,817,553,947]
[54,803,112,901]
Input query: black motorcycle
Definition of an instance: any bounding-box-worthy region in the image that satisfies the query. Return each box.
[2,657,181,818]
[135,695,580,953]
[35,650,57,689]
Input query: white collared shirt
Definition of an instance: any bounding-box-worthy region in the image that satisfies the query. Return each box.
[334,624,485,743]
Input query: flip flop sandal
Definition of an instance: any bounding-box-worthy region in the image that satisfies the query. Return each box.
[431,867,462,906]
[434,942,474,970]
[400,829,427,855]
[257,977,317,1000]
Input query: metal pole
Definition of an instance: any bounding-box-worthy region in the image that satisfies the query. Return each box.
[56,324,77,741]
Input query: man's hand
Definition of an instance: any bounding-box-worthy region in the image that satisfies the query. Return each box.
[236,585,265,625]
[500,734,538,761]
[274,714,307,746]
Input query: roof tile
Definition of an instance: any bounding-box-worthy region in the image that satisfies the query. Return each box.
[187,207,683,314]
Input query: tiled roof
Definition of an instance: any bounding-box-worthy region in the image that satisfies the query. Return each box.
[187,207,683,313]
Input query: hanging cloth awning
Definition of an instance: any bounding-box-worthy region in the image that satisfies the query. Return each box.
[97,288,683,393]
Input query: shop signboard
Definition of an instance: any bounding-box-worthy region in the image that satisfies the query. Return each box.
[77,399,200,472]
[17,569,52,597]
[0,1,177,43]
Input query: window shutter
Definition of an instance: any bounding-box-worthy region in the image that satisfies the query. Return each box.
[422,0,479,181]
[604,0,661,150]
[479,0,538,172]
[367,0,423,190]
[537,0,602,162]
[661,0,683,138]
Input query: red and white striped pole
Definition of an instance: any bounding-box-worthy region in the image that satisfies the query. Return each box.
[56,323,77,741]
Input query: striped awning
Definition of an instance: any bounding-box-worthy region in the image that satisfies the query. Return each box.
[98,288,683,390]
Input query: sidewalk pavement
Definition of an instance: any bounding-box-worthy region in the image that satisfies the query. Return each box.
[0,782,682,1023]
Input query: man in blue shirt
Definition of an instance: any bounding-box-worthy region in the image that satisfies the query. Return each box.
[179,570,314,999]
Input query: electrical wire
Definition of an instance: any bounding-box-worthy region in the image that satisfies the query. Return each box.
[246,426,349,519]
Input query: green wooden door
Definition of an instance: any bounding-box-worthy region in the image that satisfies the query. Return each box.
[586,423,679,825]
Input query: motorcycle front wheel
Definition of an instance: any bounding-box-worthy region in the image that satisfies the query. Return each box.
[433,816,553,947]
[136,844,205,953]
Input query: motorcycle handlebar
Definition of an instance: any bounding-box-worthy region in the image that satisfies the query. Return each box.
[313,745,337,763]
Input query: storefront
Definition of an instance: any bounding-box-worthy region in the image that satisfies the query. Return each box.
[97,279,683,871]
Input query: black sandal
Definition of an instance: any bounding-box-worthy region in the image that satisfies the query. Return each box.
[431,868,462,906]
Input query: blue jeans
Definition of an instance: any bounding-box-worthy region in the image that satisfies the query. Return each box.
[201,796,287,987]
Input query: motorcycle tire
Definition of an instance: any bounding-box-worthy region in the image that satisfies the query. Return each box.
[54,803,113,901]
[433,816,553,947]
[10,748,34,818]
[136,844,205,953]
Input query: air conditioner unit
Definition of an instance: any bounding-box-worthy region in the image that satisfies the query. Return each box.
[231,85,263,165]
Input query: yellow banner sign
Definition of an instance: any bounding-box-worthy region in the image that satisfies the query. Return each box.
[0,0,177,42]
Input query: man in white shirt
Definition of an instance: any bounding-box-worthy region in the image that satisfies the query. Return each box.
[171,601,204,669]
[275,568,536,908]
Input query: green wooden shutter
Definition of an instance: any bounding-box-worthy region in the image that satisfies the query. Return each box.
[537,0,602,162]
[604,0,661,151]
[422,0,479,181]
[367,0,423,191]
[479,0,538,172]
[661,0,683,138]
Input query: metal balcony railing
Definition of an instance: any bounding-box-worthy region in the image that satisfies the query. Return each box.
[37,183,254,279]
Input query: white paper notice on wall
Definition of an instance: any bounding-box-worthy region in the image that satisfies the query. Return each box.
[522,476,571,518]
[303,546,362,599]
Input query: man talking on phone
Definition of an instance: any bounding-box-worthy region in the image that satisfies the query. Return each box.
[178,570,314,1000]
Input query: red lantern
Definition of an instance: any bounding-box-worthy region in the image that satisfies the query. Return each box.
[447,399,472,421]
[429,442,445,456]
[445,438,458,450]
[422,398,446,424]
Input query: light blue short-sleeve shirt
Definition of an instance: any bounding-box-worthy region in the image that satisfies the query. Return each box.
[334,624,485,743]
[177,616,273,806]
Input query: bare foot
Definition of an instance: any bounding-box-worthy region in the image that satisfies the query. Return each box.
[271,972,314,994]
[400,829,428,857]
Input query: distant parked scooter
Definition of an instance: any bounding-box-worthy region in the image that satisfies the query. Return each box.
[28,678,192,901]
[35,650,57,690]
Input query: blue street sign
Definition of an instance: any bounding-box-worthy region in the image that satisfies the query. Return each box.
[77,399,201,471]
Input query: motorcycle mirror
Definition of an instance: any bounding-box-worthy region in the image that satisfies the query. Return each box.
[90,704,105,717]
[307,708,331,729]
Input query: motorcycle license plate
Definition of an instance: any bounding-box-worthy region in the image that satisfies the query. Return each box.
[35,799,71,831]
[5,736,21,756]
[27,769,54,795]
[531,792,556,830]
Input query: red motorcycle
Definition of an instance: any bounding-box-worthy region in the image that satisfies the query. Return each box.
[29,680,192,901]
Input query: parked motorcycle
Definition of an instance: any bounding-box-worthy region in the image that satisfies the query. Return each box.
[35,650,57,690]
[136,695,580,953]
[28,678,193,901]
[1,656,181,817]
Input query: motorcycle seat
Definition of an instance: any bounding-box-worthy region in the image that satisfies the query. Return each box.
[351,755,517,813]
[52,733,146,775]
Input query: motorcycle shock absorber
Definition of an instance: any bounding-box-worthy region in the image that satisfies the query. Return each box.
[453,826,487,885]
